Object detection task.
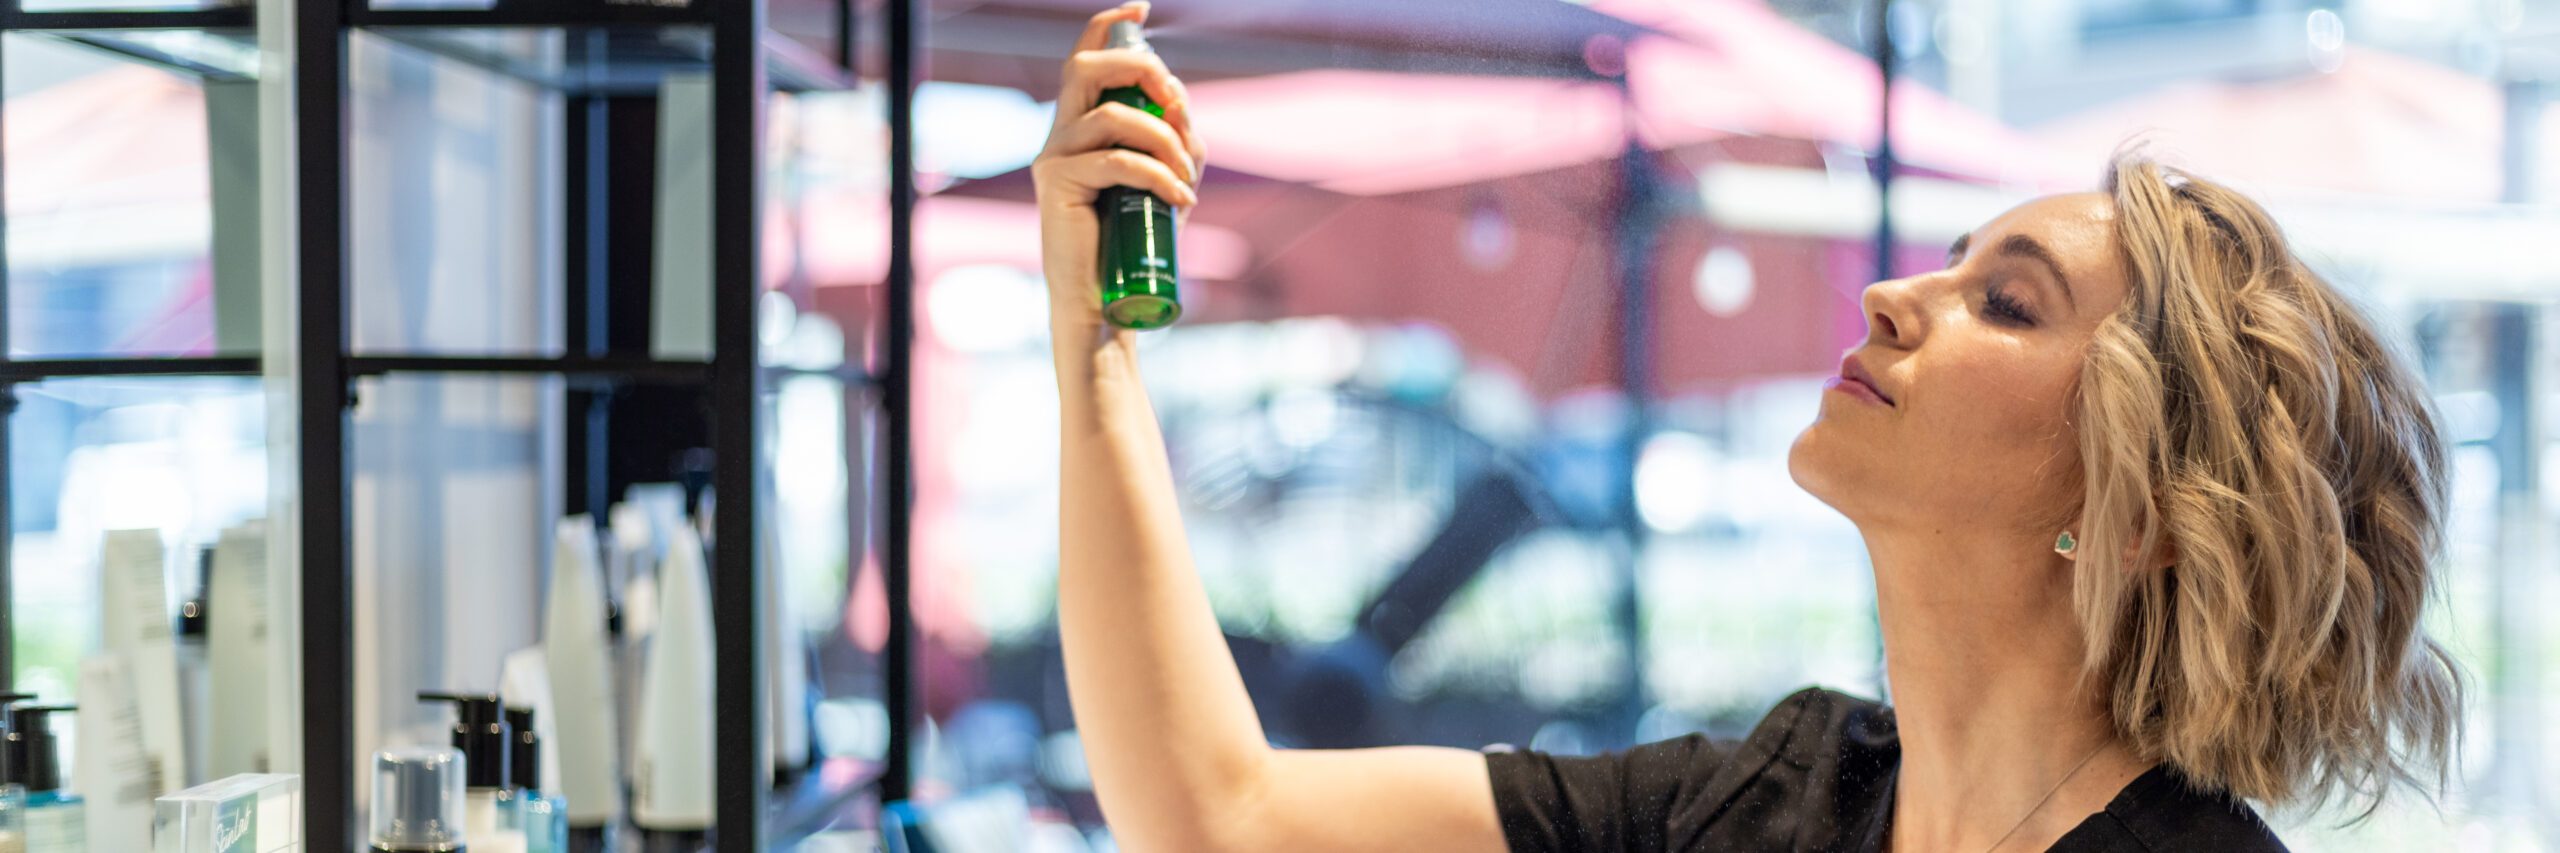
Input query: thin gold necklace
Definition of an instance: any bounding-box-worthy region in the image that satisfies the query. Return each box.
[1978,741,2107,853]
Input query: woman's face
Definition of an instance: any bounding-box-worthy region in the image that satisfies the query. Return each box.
[1788,192,2135,535]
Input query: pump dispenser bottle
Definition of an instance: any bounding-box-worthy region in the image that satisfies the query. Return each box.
[370,747,466,853]
[4,706,83,853]
[419,694,524,853]
[504,708,563,853]
[1095,19,1183,330]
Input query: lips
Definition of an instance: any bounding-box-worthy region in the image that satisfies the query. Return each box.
[1837,354,1895,406]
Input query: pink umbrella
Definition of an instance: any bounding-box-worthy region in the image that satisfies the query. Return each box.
[1187,71,1631,197]
[942,0,2051,395]
[1182,0,2057,196]
[1599,0,2057,184]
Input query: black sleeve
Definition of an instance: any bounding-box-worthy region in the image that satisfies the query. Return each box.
[1482,733,1729,853]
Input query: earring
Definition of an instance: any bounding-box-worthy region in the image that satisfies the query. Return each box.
[2054,531,2078,559]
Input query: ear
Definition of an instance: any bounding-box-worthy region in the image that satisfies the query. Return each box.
[2133,534,2180,571]
[2133,502,2181,570]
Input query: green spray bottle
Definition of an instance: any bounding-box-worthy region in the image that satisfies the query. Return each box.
[1095,19,1183,330]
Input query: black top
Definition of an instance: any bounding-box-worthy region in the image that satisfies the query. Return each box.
[1485,687,2288,852]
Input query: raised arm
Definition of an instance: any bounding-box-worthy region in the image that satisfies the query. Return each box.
[1034,5,1510,852]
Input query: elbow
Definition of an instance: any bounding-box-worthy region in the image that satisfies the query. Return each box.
[1108,814,1262,853]
[1103,756,1283,853]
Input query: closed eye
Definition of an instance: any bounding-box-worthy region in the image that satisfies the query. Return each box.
[1984,285,2036,326]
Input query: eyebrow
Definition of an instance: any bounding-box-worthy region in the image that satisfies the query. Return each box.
[1947,231,2077,312]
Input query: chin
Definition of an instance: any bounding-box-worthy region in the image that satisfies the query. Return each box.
[1787,418,1886,522]
[1785,423,1840,509]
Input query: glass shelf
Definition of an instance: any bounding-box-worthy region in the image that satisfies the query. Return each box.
[38,26,257,79]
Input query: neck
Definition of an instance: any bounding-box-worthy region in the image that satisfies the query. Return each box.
[1862,521,2146,851]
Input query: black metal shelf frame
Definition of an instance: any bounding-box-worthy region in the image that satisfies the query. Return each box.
[0,357,262,381]
[0,6,252,30]
[291,0,899,847]
[0,0,911,848]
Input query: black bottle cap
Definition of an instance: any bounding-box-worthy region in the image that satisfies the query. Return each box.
[3,705,74,792]
[0,694,33,787]
[419,692,510,790]
[506,706,541,792]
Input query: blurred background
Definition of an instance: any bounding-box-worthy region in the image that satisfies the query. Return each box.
[8,0,2558,849]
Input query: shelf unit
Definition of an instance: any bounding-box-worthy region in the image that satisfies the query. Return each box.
[0,0,921,848]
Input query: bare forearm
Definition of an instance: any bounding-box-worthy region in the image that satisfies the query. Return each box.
[1053,324,1274,851]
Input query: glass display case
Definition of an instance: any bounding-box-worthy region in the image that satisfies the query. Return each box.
[0,0,911,848]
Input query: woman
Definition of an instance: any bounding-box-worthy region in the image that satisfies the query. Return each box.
[1032,4,2463,850]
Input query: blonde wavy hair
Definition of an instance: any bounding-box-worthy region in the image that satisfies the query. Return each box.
[2066,154,2464,817]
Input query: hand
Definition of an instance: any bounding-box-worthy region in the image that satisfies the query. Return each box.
[1032,1,1206,339]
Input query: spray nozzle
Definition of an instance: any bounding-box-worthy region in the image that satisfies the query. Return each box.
[1106,20,1150,52]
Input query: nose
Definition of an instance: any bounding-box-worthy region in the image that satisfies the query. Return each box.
[1859,276,1919,350]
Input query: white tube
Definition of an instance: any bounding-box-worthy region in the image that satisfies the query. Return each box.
[542,515,622,828]
[99,530,188,796]
[207,522,271,779]
[631,524,714,830]
[761,513,808,777]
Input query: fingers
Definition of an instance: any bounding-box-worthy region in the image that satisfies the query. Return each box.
[1167,98,1207,185]
[1072,1,1148,53]
[1037,3,1207,212]
[1056,48,1188,136]
[1036,148,1198,209]
[1051,101,1197,186]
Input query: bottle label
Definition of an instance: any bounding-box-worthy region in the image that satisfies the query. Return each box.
[1101,188,1179,292]
[1111,192,1153,215]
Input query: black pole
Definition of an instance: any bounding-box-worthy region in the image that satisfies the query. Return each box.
[711,0,769,847]
[882,0,919,806]
[1607,104,1656,741]
[565,93,612,517]
[835,0,856,72]
[1871,0,1897,285]
[292,0,354,845]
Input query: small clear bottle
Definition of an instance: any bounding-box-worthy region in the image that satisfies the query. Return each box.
[370,748,466,853]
